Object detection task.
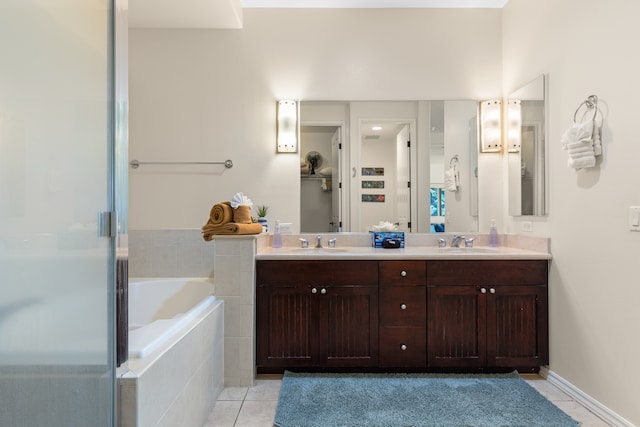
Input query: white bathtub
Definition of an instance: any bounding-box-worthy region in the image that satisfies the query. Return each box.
[118,277,224,427]
[128,277,216,358]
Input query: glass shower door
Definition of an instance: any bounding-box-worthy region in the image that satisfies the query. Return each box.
[0,1,116,426]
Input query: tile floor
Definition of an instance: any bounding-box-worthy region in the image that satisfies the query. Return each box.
[203,374,612,427]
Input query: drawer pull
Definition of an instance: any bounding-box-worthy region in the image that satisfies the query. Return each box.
[400,304,407,310]
[480,288,487,294]
[321,288,327,294]
[400,270,407,277]
[400,344,407,351]
[489,288,496,294]
[312,288,317,294]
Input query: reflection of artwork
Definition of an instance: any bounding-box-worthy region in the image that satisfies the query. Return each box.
[362,194,385,203]
[362,167,384,176]
[362,180,384,189]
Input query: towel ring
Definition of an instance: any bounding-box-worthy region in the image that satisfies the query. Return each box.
[573,95,599,123]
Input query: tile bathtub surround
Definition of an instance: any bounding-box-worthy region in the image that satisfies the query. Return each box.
[205,375,611,427]
[128,229,215,278]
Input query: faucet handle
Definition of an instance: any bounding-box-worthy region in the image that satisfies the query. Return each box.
[437,238,446,248]
[299,238,309,248]
[464,237,475,248]
[328,238,337,248]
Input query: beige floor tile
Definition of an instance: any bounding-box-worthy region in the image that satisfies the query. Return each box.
[205,401,242,427]
[554,400,612,427]
[525,377,573,401]
[233,400,278,427]
[218,387,249,401]
[245,379,282,401]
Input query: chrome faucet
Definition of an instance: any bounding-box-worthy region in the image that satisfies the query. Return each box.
[316,235,323,248]
[451,235,466,248]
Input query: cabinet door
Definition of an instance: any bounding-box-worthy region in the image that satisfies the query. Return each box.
[256,285,319,369]
[320,286,379,367]
[486,285,548,368]
[427,286,486,368]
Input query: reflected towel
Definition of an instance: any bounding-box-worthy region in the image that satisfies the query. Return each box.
[202,222,263,241]
[209,201,233,226]
[445,166,459,192]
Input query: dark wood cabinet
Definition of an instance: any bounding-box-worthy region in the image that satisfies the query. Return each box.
[378,261,427,367]
[256,258,548,373]
[426,260,548,371]
[256,260,378,372]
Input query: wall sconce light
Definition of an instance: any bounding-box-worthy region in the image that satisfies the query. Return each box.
[276,100,298,153]
[507,99,522,153]
[480,99,502,153]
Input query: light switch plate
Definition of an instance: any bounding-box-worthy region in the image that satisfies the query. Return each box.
[522,221,533,232]
[629,206,640,232]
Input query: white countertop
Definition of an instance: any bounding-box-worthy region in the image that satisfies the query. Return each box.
[256,245,551,260]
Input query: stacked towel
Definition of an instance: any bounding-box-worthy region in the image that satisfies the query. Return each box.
[202,196,262,241]
[561,119,600,170]
[445,166,459,192]
[202,222,263,241]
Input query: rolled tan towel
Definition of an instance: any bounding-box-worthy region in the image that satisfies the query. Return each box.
[209,201,233,225]
[202,222,263,241]
[232,205,252,224]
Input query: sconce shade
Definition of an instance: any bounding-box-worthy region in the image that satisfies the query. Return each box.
[508,99,522,153]
[480,99,502,153]
[277,100,298,153]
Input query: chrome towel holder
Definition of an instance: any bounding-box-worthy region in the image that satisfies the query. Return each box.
[129,159,233,169]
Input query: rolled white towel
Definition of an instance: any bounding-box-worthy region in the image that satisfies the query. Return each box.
[568,155,596,170]
[593,128,602,156]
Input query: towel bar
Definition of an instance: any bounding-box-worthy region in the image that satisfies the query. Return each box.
[129,159,233,169]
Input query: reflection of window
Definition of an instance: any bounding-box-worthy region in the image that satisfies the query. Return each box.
[430,187,446,216]
[430,187,445,233]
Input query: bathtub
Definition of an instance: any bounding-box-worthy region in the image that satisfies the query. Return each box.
[118,278,224,427]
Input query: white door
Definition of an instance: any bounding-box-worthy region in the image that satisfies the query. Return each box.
[330,128,342,231]
[395,125,411,231]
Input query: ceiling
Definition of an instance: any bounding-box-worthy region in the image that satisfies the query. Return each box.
[129,0,509,29]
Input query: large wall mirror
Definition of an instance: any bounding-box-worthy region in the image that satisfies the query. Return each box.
[508,74,547,216]
[299,100,479,234]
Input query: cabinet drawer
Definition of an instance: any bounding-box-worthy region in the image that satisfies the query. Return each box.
[379,327,427,367]
[379,261,426,286]
[426,260,548,286]
[379,287,426,327]
[257,260,378,286]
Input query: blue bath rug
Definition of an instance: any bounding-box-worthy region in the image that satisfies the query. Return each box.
[274,371,580,427]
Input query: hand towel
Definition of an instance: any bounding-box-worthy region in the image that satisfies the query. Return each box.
[209,201,233,226]
[444,166,459,192]
[568,155,596,170]
[202,222,264,241]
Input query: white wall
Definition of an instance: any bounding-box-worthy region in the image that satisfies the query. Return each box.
[503,0,640,424]
[129,8,502,230]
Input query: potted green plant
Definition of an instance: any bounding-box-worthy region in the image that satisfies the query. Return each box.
[255,205,269,232]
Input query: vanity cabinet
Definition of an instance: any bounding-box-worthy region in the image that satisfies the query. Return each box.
[256,260,378,372]
[378,261,427,367]
[256,258,548,373]
[426,260,548,371]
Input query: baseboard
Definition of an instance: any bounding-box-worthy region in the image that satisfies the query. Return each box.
[539,366,636,427]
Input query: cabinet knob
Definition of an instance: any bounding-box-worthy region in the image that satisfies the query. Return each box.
[321,288,327,294]
[480,288,487,294]
[400,270,407,277]
[312,288,317,294]
[489,288,496,294]
[400,304,407,310]
[400,344,407,351]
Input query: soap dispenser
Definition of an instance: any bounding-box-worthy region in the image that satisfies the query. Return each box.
[488,219,499,247]
[272,220,283,248]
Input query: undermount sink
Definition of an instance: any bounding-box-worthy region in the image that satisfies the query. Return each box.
[289,247,349,254]
[439,247,500,253]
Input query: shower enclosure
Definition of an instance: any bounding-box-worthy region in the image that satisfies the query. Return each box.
[0,0,122,425]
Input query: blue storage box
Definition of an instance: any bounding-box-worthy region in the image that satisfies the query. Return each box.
[369,231,405,248]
